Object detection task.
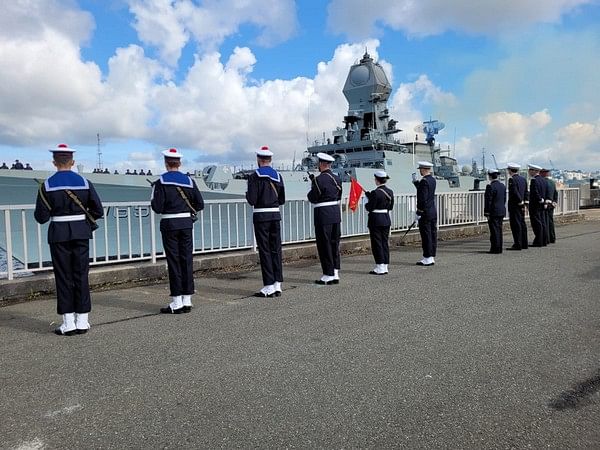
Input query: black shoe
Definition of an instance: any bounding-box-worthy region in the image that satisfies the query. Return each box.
[253,292,274,298]
[160,306,185,314]
[416,262,434,266]
[331,279,339,284]
[369,271,387,275]
[274,291,282,297]
[315,279,334,285]
[182,306,192,313]
[76,329,89,335]
[506,247,521,251]
[54,328,76,336]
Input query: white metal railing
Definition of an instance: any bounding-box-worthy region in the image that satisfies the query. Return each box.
[0,189,580,281]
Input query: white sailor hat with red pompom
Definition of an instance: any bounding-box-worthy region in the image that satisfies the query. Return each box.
[162,148,183,159]
[256,145,274,157]
[48,143,76,153]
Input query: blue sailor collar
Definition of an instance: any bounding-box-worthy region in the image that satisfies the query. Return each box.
[256,166,280,182]
[44,170,89,191]
[160,171,193,188]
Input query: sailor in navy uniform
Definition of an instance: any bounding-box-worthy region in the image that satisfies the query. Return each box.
[34,144,104,336]
[246,146,286,297]
[527,164,547,247]
[413,161,437,266]
[484,169,506,254]
[308,152,342,285]
[506,163,528,250]
[541,168,558,244]
[365,170,394,275]
[151,148,204,313]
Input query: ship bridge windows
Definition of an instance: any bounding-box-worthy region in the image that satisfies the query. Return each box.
[386,160,392,166]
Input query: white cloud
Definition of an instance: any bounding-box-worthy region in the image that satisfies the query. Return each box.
[553,120,600,169]
[127,0,298,66]
[453,110,553,167]
[326,0,594,38]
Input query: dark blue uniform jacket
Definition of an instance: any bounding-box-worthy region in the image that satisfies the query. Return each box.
[415,175,437,220]
[484,180,506,217]
[246,167,285,223]
[307,169,342,225]
[34,171,104,243]
[151,171,204,232]
[508,174,528,209]
[365,185,394,227]
[529,175,547,210]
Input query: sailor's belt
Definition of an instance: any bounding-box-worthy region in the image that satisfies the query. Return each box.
[313,201,340,208]
[50,214,86,222]
[253,207,280,213]
[161,212,191,219]
[372,209,389,214]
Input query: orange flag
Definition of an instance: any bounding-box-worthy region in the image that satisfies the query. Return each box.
[348,177,364,212]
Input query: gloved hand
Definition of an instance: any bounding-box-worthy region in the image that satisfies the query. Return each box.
[308,173,315,182]
[414,214,421,222]
[411,172,418,182]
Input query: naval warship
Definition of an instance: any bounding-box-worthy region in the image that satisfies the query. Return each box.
[235,50,479,199]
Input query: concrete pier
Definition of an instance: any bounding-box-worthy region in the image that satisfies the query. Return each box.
[1,218,599,448]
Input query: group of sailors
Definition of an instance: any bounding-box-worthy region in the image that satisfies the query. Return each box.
[33,143,557,337]
[484,162,558,254]
[1,159,33,170]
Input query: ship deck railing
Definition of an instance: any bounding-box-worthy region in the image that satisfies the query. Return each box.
[0,189,580,280]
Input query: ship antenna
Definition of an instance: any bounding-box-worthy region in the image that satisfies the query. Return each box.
[96,133,103,171]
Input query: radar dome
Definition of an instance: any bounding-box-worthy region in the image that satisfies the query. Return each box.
[461,165,471,175]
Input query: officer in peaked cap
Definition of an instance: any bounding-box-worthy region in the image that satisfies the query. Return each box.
[413,161,437,266]
[527,163,547,247]
[34,144,104,336]
[484,168,506,254]
[308,152,342,284]
[540,168,558,244]
[246,145,286,297]
[365,170,394,275]
[506,163,528,250]
[151,148,204,314]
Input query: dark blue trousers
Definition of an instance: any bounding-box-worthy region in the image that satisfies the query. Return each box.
[161,228,194,296]
[50,240,91,314]
[254,220,283,286]
[315,223,341,276]
[418,218,437,258]
[369,225,390,264]
[530,207,546,246]
[508,207,528,249]
[488,216,504,253]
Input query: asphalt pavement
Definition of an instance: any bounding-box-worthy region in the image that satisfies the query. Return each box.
[1,220,599,449]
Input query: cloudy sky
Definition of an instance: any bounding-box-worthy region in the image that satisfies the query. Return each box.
[0,0,599,173]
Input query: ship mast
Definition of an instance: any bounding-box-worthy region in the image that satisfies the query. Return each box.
[96,133,103,171]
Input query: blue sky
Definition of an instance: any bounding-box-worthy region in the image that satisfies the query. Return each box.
[0,0,599,173]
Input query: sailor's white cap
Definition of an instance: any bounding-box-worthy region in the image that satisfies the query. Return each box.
[162,148,183,159]
[507,162,520,170]
[317,152,335,162]
[527,163,542,171]
[256,145,273,157]
[417,161,433,169]
[488,168,500,175]
[374,170,389,179]
[49,143,76,153]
